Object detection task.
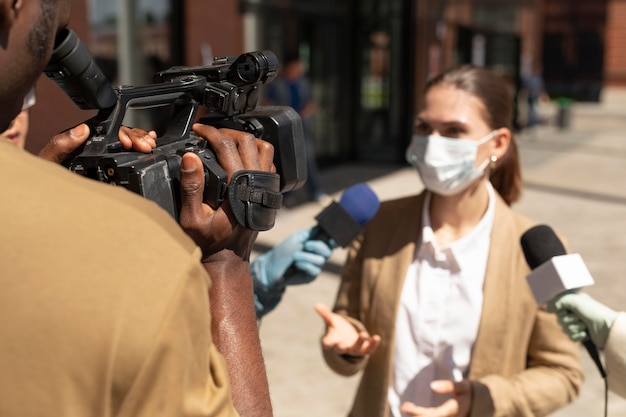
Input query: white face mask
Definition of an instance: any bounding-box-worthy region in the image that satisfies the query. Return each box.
[405,130,497,196]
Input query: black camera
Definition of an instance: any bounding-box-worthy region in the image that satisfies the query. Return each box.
[44,28,307,230]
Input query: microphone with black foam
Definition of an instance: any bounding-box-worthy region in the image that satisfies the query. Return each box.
[521,224,606,378]
[280,182,380,283]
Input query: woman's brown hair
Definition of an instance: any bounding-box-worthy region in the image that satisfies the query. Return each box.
[425,65,522,205]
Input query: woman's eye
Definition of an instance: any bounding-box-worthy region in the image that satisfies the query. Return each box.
[444,128,464,138]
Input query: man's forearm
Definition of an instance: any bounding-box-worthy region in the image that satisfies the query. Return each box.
[205,254,273,417]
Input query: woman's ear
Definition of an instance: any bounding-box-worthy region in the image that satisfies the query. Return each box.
[492,127,512,159]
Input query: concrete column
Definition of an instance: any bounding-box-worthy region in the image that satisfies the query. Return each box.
[118,0,144,126]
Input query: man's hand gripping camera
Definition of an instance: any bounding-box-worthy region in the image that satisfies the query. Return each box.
[45,28,307,231]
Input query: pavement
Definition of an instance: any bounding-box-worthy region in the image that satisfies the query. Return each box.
[253,90,626,417]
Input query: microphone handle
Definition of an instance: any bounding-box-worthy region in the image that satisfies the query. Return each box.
[280,264,304,286]
[583,336,607,379]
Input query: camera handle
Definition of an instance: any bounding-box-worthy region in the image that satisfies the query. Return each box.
[80,76,208,156]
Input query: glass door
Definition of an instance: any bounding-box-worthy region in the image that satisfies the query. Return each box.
[353,0,415,163]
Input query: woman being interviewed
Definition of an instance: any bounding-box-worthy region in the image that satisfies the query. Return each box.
[315,65,583,417]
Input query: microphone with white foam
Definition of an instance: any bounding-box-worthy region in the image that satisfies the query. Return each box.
[281,183,380,283]
[521,224,606,378]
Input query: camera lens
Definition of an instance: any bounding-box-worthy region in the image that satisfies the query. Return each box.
[44,28,117,110]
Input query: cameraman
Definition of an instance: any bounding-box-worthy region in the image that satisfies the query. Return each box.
[0,1,272,416]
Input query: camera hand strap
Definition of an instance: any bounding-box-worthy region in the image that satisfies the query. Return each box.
[228,170,283,231]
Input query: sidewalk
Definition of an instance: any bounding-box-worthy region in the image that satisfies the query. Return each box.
[254,92,626,417]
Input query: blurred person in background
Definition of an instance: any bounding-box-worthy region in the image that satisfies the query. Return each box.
[265,53,328,203]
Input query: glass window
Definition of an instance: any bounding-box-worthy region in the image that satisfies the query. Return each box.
[87,0,173,84]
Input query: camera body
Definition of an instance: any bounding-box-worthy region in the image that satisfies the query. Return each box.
[45,29,307,224]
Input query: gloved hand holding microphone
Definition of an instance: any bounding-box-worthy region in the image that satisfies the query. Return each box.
[251,183,380,319]
[548,292,618,349]
[547,289,626,401]
[523,224,626,400]
[521,224,619,350]
[252,227,334,317]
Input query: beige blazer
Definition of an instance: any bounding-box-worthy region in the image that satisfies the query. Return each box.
[322,191,583,417]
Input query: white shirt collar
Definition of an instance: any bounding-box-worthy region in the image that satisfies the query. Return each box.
[420,182,496,272]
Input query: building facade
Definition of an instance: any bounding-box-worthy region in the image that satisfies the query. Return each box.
[27,0,620,165]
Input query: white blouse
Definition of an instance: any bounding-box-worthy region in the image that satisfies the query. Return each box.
[388,183,496,414]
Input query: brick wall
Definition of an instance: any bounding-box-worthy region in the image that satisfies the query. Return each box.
[26,0,245,154]
[183,0,244,66]
[605,0,626,86]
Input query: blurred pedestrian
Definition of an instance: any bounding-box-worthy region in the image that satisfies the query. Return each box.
[522,69,548,133]
[265,53,327,203]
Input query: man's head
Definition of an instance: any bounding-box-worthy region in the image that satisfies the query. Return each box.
[283,54,304,81]
[0,0,70,130]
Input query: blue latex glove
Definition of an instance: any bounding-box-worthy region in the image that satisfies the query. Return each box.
[251,227,334,318]
[547,292,618,349]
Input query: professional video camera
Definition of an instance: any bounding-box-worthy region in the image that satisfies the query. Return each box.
[44,28,307,231]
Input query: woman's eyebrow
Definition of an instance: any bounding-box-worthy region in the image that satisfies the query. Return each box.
[416,118,469,130]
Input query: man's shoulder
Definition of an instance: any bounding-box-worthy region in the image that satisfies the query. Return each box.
[1,143,199,257]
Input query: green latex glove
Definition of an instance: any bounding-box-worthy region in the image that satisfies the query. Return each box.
[548,292,618,349]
